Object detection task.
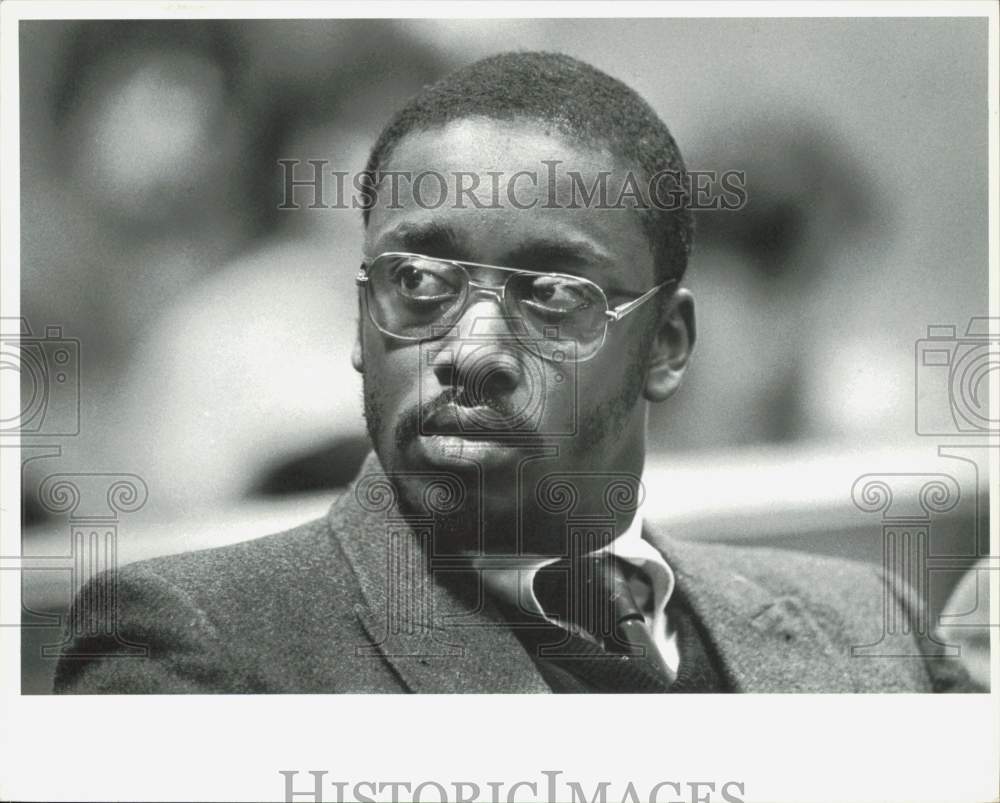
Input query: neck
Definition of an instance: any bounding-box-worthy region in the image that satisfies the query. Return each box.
[370,416,648,556]
[391,452,645,558]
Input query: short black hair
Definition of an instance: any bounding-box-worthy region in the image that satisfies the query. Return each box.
[363,51,693,284]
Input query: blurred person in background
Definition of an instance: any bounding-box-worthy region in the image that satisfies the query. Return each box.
[648,111,883,452]
[108,22,454,515]
[20,20,261,522]
[20,21,453,520]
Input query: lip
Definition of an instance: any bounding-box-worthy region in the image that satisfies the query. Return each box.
[421,403,519,437]
[409,432,518,471]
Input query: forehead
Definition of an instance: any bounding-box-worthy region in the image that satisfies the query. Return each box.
[365,117,654,289]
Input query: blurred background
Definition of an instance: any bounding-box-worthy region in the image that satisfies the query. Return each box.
[13,18,991,690]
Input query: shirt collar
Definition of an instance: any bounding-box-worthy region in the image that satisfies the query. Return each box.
[588,505,675,619]
[475,502,676,623]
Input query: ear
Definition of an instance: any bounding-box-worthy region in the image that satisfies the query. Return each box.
[351,292,365,374]
[643,288,695,402]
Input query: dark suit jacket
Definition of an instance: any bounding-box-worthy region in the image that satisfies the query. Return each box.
[53,463,960,694]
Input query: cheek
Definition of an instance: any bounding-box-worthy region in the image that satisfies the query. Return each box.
[364,335,425,403]
[535,355,625,423]
[577,349,636,396]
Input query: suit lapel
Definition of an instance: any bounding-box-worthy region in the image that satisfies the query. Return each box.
[650,530,849,692]
[329,456,550,694]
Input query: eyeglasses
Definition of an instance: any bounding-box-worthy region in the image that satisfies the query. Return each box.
[356,252,675,363]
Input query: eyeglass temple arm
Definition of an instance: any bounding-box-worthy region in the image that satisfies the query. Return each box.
[605,280,678,322]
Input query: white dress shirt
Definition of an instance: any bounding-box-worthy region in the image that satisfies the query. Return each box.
[475,508,680,675]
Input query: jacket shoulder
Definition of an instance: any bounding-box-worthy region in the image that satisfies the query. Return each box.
[668,539,897,639]
[658,537,967,692]
[128,516,343,595]
[662,537,883,595]
[706,541,880,592]
[54,515,379,693]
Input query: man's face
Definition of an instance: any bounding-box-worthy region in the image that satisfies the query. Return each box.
[355,117,668,527]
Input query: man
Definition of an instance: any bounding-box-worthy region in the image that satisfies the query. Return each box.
[54,52,964,693]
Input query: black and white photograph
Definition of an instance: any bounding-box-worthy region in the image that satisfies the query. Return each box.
[1,3,997,802]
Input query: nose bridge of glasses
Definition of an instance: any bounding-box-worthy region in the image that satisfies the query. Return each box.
[466,281,506,304]
[453,288,532,341]
[441,266,519,337]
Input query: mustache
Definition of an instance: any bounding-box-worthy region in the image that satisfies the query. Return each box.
[393,387,518,450]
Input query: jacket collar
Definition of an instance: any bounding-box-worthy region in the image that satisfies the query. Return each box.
[329,454,551,694]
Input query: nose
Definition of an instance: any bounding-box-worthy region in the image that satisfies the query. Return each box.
[431,297,526,405]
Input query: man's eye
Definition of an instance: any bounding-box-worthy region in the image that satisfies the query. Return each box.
[393,266,458,299]
[527,277,590,312]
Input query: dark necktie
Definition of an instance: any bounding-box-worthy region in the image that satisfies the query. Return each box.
[526,554,675,692]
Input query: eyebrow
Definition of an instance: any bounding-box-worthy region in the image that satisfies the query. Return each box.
[374,225,627,291]
[502,237,616,279]
[378,221,466,260]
